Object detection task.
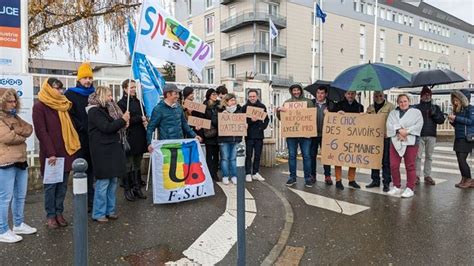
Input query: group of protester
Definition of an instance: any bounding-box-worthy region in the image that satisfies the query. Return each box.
[0,61,472,243]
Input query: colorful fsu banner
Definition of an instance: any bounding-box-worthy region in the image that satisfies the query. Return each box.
[135,0,211,79]
[0,0,23,73]
[151,139,215,204]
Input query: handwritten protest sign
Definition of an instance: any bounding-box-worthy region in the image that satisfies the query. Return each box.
[183,100,206,114]
[218,113,247,136]
[280,108,317,138]
[284,101,307,109]
[321,113,385,169]
[188,116,211,129]
[245,106,267,121]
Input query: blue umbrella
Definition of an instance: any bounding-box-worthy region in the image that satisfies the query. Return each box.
[331,62,412,91]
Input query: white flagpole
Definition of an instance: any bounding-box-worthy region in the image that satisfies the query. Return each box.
[372,0,378,63]
[269,18,272,83]
[319,0,323,80]
[311,1,316,83]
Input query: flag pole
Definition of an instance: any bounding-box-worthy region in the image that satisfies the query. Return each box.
[269,18,272,83]
[311,1,316,83]
[372,0,378,63]
[319,0,323,80]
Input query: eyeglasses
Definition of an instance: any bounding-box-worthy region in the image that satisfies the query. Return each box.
[6,100,17,103]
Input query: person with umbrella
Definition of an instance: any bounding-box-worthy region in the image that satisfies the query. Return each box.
[366,91,395,192]
[414,86,446,186]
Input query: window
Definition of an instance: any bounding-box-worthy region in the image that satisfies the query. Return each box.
[354,0,360,12]
[205,15,214,35]
[419,59,423,68]
[409,36,413,47]
[403,15,408,25]
[272,61,279,75]
[419,39,423,49]
[268,3,279,16]
[367,3,373,15]
[260,31,269,47]
[387,10,392,21]
[207,41,214,60]
[359,25,366,64]
[229,34,237,47]
[205,0,213,9]
[379,29,385,63]
[380,8,386,19]
[311,39,320,53]
[392,12,397,22]
[419,20,424,30]
[397,55,402,66]
[408,57,413,67]
[409,17,414,27]
[398,13,403,24]
[205,67,214,84]
[229,5,236,17]
[360,2,365,13]
[259,60,269,74]
[229,64,236,78]
[398,34,403,45]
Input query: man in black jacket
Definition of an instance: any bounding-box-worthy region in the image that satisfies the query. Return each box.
[414,86,446,185]
[241,89,269,182]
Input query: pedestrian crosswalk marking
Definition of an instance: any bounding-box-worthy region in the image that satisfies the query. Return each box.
[289,188,370,215]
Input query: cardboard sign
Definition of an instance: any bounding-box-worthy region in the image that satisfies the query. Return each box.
[183,100,206,114]
[245,106,267,121]
[284,101,307,109]
[280,108,317,138]
[218,113,247,136]
[321,113,385,169]
[188,116,211,129]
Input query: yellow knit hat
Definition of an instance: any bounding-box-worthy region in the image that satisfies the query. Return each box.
[77,62,93,81]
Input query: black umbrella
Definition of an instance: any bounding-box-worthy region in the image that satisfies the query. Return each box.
[401,69,466,88]
[304,80,346,103]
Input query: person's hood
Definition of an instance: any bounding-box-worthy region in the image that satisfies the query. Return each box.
[451,89,471,108]
[85,105,98,114]
[288,84,304,100]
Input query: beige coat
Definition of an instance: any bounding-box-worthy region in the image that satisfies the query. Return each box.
[0,114,33,165]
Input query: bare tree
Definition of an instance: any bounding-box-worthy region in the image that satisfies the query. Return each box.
[28,0,140,57]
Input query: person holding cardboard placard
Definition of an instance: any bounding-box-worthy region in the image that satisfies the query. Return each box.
[332,91,364,190]
[277,84,315,188]
[181,86,205,138]
[242,89,269,182]
[216,93,244,185]
[366,91,395,192]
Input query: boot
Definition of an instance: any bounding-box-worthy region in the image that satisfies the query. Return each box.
[133,170,147,199]
[458,178,474,189]
[455,177,468,188]
[123,172,135,202]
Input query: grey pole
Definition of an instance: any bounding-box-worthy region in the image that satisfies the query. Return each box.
[236,144,246,266]
[72,158,89,266]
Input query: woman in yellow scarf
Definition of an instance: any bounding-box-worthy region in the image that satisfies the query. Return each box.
[32,78,80,229]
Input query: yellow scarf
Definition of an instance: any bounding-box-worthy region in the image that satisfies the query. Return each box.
[38,79,81,155]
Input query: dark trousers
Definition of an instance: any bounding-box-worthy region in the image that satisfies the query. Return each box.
[371,138,392,184]
[310,137,331,177]
[44,172,69,218]
[245,139,263,175]
[456,152,472,178]
[205,144,220,181]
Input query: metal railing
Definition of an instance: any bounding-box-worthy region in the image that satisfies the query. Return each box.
[221,9,287,32]
[254,74,293,87]
[221,41,287,60]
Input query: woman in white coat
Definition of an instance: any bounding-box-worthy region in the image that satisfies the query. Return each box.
[386,94,424,198]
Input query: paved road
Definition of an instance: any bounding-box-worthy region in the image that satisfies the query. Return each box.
[1,143,473,265]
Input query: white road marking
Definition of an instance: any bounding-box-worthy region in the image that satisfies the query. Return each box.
[288,188,370,215]
[166,183,256,265]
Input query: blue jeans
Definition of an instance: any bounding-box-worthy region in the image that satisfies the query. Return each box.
[44,172,69,218]
[287,138,312,182]
[371,138,392,185]
[0,167,28,234]
[310,137,331,177]
[220,142,238,178]
[92,178,118,219]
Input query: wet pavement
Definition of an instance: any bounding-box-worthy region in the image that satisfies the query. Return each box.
[0,143,473,265]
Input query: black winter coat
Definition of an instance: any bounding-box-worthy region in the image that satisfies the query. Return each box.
[241,100,269,140]
[65,90,91,159]
[203,100,219,145]
[333,99,364,113]
[88,106,127,179]
[216,105,244,143]
[414,101,445,137]
[117,95,147,156]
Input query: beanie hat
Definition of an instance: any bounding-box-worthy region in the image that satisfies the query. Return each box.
[77,62,93,81]
[420,86,432,96]
[205,88,217,101]
[183,86,194,100]
[162,83,180,94]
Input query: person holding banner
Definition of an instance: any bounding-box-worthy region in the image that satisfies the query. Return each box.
[310,86,334,185]
[386,94,423,198]
[182,86,204,138]
[203,89,220,181]
[87,87,130,223]
[332,91,364,190]
[33,78,80,229]
[366,91,395,192]
[147,84,202,152]
[0,88,36,243]
[117,79,147,202]
[276,84,315,187]
[216,93,244,185]
[65,62,96,211]
[242,89,269,182]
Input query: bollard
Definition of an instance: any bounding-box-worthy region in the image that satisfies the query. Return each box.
[72,159,89,266]
[236,143,246,266]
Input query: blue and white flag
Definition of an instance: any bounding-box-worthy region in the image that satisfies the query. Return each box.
[128,19,166,117]
[269,18,278,40]
[316,4,327,23]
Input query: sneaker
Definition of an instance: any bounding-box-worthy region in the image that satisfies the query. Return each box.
[324,176,333,186]
[252,173,265,181]
[305,180,313,188]
[231,176,238,185]
[0,230,22,243]
[401,188,415,198]
[106,213,119,220]
[335,181,344,190]
[387,187,402,196]
[94,217,109,224]
[222,177,230,185]
[245,174,253,182]
[286,178,296,187]
[348,181,361,189]
[13,223,37,235]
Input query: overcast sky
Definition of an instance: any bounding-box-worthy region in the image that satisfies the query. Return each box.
[425,0,473,24]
